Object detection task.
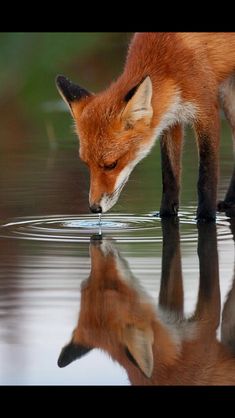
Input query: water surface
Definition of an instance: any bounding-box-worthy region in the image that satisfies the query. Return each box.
[0,121,235,384]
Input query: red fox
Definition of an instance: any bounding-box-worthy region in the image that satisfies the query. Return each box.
[58,220,235,385]
[56,33,235,221]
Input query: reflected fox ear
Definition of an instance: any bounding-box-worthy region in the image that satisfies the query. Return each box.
[55,75,91,114]
[122,76,153,127]
[124,325,154,378]
[57,342,92,368]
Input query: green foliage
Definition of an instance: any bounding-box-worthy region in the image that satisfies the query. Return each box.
[0,32,105,101]
[0,32,129,149]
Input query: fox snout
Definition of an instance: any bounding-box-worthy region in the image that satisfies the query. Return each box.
[89,171,130,213]
[89,193,119,214]
[89,185,123,214]
[88,172,120,214]
[89,237,117,256]
[89,190,123,214]
[89,203,102,213]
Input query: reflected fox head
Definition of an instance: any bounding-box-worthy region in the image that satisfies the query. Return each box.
[58,238,155,378]
[58,221,235,385]
[55,75,158,213]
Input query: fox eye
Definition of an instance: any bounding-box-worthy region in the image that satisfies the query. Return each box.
[103,161,117,171]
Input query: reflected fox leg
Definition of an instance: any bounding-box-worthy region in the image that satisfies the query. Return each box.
[192,223,220,330]
[221,219,235,354]
[159,217,184,319]
[218,75,235,216]
[160,123,183,217]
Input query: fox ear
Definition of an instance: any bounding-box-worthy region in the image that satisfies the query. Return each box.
[57,342,93,368]
[122,76,153,127]
[124,325,154,378]
[55,75,91,113]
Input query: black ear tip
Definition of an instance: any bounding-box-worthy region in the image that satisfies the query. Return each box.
[57,343,93,368]
[57,347,68,368]
[57,359,64,368]
[55,75,91,102]
[57,356,66,368]
[55,74,69,88]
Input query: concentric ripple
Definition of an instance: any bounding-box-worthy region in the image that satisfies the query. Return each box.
[0,213,160,243]
[0,210,233,243]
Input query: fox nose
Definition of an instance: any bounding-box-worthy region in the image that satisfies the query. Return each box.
[89,204,102,213]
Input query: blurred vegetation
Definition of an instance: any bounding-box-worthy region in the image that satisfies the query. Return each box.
[0,33,234,218]
[0,32,131,151]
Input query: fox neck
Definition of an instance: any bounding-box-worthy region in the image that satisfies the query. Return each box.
[112,33,197,133]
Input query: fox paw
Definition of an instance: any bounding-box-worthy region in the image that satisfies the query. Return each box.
[196,207,216,222]
[160,203,179,218]
[217,200,235,216]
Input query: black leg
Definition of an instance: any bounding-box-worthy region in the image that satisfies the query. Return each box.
[194,112,220,222]
[221,219,235,354]
[218,168,235,216]
[218,74,235,216]
[159,217,183,318]
[196,137,219,221]
[160,124,183,217]
[192,222,220,330]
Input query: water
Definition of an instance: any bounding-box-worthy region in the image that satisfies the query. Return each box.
[1,121,235,384]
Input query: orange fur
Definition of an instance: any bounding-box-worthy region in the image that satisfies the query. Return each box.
[58,221,235,385]
[57,33,235,218]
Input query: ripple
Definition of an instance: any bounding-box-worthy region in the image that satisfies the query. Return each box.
[0,211,233,244]
[61,219,127,229]
[0,214,161,243]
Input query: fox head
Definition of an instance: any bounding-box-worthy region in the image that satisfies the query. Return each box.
[55,75,155,213]
[57,238,155,378]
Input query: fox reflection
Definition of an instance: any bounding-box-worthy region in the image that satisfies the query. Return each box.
[58,220,235,385]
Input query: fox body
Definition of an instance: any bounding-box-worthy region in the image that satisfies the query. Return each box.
[56,33,235,220]
[58,221,235,385]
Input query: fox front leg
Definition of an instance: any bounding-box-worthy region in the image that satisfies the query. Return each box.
[160,123,183,218]
[194,110,220,222]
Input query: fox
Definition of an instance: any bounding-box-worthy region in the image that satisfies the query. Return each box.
[58,220,235,385]
[56,32,235,221]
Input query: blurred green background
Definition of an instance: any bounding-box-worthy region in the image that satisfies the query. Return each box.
[0,32,131,152]
[0,32,233,218]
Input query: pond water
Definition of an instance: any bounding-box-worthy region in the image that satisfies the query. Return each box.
[0,118,235,385]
